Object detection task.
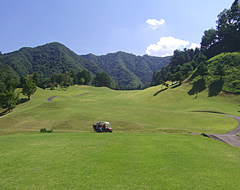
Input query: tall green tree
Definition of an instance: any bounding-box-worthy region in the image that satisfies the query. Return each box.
[77,69,92,85]
[174,72,184,84]
[69,70,78,84]
[201,28,218,51]
[79,78,85,85]
[22,79,37,100]
[202,0,240,57]
[0,77,19,112]
[92,72,115,89]
[197,62,208,79]
[166,72,173,81]
[0,89,19,112]
[32,72,40,86]
[182,63,193,77]
[51,72,73,87]
[214,64,225,80]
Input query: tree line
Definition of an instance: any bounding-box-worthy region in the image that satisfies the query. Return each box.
[0,68,37,112]
[40,69,115,89]
[201,0,240,58]
[152,48,202,86]
[0,42,170,90]
[0,67,116,112]
[152,0,239,87]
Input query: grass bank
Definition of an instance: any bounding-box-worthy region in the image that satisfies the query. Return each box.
[0,84,239,135]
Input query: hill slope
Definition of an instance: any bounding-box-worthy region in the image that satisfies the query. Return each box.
[189,52,240,95]
[82,52,170,88]
[0,83,239,135]
[152,51,240,94]
[0,42,170,88]
[206,52,240,94]
[0,42,99,81]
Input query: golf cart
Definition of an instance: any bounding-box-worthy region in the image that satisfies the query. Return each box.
[93,122,112,132]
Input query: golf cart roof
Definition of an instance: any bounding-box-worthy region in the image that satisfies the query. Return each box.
[96,121,110,125]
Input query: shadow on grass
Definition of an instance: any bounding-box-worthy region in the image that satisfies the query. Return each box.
[0,109,9,117]
[188,79,206,96]
[171,82,182,89]
[153,88,168,96]
[18,98,29,104]
[0,98,29,117]
[190,110,225,114]
[208,80,224,97]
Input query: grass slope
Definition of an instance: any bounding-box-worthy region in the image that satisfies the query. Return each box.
[207,52,240,94]
[0,83,239,135]
[1,133,240,189]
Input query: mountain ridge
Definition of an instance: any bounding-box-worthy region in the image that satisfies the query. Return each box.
[0,42,170,88]
[82,51,170,88]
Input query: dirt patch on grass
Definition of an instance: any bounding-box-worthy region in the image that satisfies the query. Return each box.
[46,92,90,102]
[46,96,58,102]
[74,92,90,97]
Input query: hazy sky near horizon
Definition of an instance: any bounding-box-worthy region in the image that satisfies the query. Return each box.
[0,0,233,57]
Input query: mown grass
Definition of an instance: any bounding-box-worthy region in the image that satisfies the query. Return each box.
[1,133,240,190]
[1,84,240,189]
[0,84,239,135]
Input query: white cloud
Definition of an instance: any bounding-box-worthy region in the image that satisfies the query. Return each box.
[145,36,200,57]
[146,36,189,57]
[146,18,165,30]
[189,43,200,50]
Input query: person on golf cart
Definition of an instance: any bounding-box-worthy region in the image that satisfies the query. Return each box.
[97,124,102,132]
[102,124,106,131]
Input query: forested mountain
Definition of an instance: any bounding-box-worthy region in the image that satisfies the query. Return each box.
[152,0,240,94]
[82,52,170,89]
[0,42,99,81]
[0,42,170,89]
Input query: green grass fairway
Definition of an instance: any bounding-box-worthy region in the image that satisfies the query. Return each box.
[1,84,240,189]
[0,84,239,135]
[1,133,240,190]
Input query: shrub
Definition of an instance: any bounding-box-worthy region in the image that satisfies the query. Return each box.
[40,128,52,133]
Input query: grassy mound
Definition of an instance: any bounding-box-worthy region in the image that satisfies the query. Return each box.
[0,84,239,135]
[207,52,240,94]
[189,52,240,95]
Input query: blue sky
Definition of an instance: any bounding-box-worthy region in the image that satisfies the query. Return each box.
[0,0,233,57]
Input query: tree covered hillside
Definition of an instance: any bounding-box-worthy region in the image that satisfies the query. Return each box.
[201,0,240,58]
[152,0,240,95]
[206,52,240,94]
[0,42,99,81]
[0,43,170,89]
[82,52,170,89]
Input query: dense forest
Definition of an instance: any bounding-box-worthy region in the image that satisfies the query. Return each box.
[0,43,170,90]
[0,42,99,82]
[201,0,240,58]
[152,0,240,94]
[82,52,170,89]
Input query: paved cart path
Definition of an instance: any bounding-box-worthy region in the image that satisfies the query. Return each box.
[209,114,240,148]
